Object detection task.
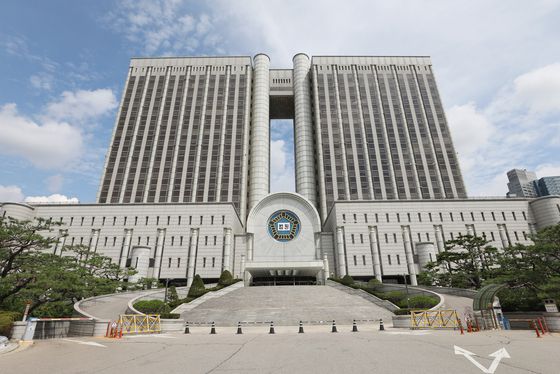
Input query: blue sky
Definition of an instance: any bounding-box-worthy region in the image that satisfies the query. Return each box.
[1,0,559,203]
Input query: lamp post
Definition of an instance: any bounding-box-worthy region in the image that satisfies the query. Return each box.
[164,278,170,303]
[403,274,410,309]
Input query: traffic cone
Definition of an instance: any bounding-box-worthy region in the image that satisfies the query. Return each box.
[379,319,385,331]
[237,322,243,335]
[331,320,338,333]
[298,321,304,334]
[269,321,275,334]
[352,320,358,332]
[210,321,216,334]
[184,322,190,334]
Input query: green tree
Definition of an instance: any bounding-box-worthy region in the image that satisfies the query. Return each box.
[218,270,234,286]
[0,217,132,317]
[418,234,499,289]
[187,274,206,298]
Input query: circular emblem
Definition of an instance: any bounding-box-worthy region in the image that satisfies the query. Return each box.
[267,210,301,242]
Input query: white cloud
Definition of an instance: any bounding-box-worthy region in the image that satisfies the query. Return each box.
[30,73,54,91]
[512,63,560,115]
[24,194,79,204]
[46,174,64,193]
[44,89,117,123]
[105,0,221,55]
[447,103,494,158]
[0,185,24,202]
[535,164,560,178]
[0,103,83,169]
[270,139,295,192]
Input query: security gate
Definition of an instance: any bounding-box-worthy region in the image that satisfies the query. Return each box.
[410,310,461,329]
[118,314,161,334]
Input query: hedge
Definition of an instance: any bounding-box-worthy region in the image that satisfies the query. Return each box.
[0,311,22,337]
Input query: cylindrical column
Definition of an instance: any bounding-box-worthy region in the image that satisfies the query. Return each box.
[129,246,150,283]
[153,228,166,279]
[315,233,322,260]
[119,229,133,268]
[434,225,444,253]
[223,228,232,272]
[336,227,347,277]
[402,226,417,286]
[293,53,317,205]
[498,224,509,248]
[186,228,199,287]
[368,226,382,281]
[90,229,100,253]
[240,254,247,286]
[323,253,330,284]
[416,242,437,270]
[466,224,475,237]
[246,233,254,261]
[248,54,270,211]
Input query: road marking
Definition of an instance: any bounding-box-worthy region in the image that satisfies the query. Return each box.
[384,331,431,335]
[454,345,510,373]
[125,334,177,339]
[62,339,106,348]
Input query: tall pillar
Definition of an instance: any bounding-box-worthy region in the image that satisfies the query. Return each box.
[336,227,347,277]
[402,226,417,286]
[223,228,232,272]
[153,228,166,279]
[246,233,254,261]
[498,224,509,248]
[248,54,270,211]
[119,229,133,268]
[293,53,317,205]
[240,254,247,286]
[323,253,330,284]
[55,229,67,256]
[90,229,100,253]
[466,224,475,237]
[434,225,444,253]
[368,226,382,281]
[315,233,322,260]
[186,228,199,287]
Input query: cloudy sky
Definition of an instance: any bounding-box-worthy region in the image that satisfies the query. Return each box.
[1,0,559,203]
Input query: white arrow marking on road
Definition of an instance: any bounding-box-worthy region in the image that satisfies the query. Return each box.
[454,345,510,373]
[62,339,106,348]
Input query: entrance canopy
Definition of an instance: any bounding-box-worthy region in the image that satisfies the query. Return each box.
[473,284,507,311]
[244,260,324,278]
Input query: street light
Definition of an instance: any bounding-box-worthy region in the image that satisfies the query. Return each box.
[402,274,410,309]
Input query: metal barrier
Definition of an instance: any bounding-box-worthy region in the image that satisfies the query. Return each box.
[117,314,161,335]
[411,309,461,329]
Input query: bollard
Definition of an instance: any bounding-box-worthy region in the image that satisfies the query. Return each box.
[298,321,304,334]
[379,319,385,331]
[184,322,190,334]
[106,322,111,337]
[531,321,540,338]
[331,320,338,333]
[352,320,358,332]
[237,322,243,335]
[541,317,549,334]
[458,320,464,335]
[537,318,546,335]
[269,321,275,334]
[210,321,216,335]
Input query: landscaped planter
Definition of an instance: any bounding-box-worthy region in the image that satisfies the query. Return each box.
[543,312,560,332]
[391,315,410,328]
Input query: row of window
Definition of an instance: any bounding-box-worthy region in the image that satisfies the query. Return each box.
[166,256,216,268]
[341,210,527,224]
[54,214,227,227]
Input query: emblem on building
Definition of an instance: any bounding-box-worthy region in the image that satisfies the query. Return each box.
[267,210,301,242]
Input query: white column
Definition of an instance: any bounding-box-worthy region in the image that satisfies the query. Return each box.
[336,227,347,277]
[119,229,133,268]
[402,226,417,286]
[223,228,232,272]
[248,54,270,211]
[246,233,254,261]
[368,226,382,282]
[466,224,475,237]
[315,233,322,260]
[153,228,166,279]
[129,246,150,283]
[434,225,445,253]
[498,224,509,248]
[293,53,317,205]
[186,228,199,287]
[240,254,247,286]
[56,229,67,256]
[90,229,100,254]
[323,253,330,285]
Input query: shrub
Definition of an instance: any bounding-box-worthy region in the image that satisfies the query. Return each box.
[341,274,355,286]
[407,295,439,309]
[167,286,179,303]
[393,308,412,315]
[218,270,234,286]
[367,278,381,288]
[0,311,22,337]
[187,275,207,298]
[160,313,181,319]
[133,300,171,315]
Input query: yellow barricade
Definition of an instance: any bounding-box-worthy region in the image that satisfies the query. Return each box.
[118,314,161,334]
[410,309,460,329]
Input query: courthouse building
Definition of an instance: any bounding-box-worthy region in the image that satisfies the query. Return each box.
[2,54,559,286]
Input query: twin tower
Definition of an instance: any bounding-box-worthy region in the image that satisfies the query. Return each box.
[98,53,466,222]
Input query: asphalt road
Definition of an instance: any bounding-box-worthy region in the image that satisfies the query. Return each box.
[1,328,557,374]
